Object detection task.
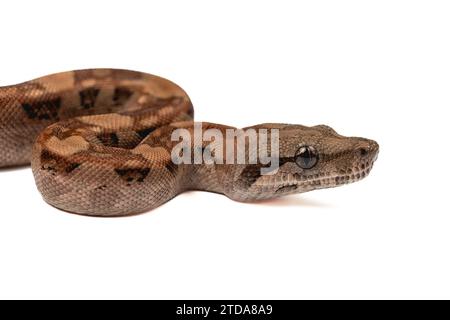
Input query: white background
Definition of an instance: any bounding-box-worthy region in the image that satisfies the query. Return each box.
[0,0,449,299]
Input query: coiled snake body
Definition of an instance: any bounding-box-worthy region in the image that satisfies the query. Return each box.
[0,69,378,216]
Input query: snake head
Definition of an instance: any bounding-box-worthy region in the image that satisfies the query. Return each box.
[224,123,379,201]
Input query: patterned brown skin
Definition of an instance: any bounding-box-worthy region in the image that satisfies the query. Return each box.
[0,69,378,216]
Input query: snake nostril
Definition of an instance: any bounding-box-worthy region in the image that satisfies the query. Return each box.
[358,147,368,157]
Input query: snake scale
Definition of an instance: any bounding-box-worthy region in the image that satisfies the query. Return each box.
[0,69,378,216]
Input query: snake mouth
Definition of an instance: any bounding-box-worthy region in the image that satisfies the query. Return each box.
[274,160,376,194]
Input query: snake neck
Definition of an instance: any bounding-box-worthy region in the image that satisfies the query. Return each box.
[139,122,236,195]
[180,164,224,194]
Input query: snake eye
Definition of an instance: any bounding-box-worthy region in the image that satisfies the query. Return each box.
[295,146,318,169]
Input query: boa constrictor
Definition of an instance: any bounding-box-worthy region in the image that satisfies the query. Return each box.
[0,69,378,216]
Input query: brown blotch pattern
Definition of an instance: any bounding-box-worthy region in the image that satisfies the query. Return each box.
[22,97,62,121]
[40,150,81,176]
[113,87,133,106]
[79,87,100,109]
[114,168,150,186]
[97,132,119,147]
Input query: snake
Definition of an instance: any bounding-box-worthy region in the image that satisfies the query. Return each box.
[0,69,379,216]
